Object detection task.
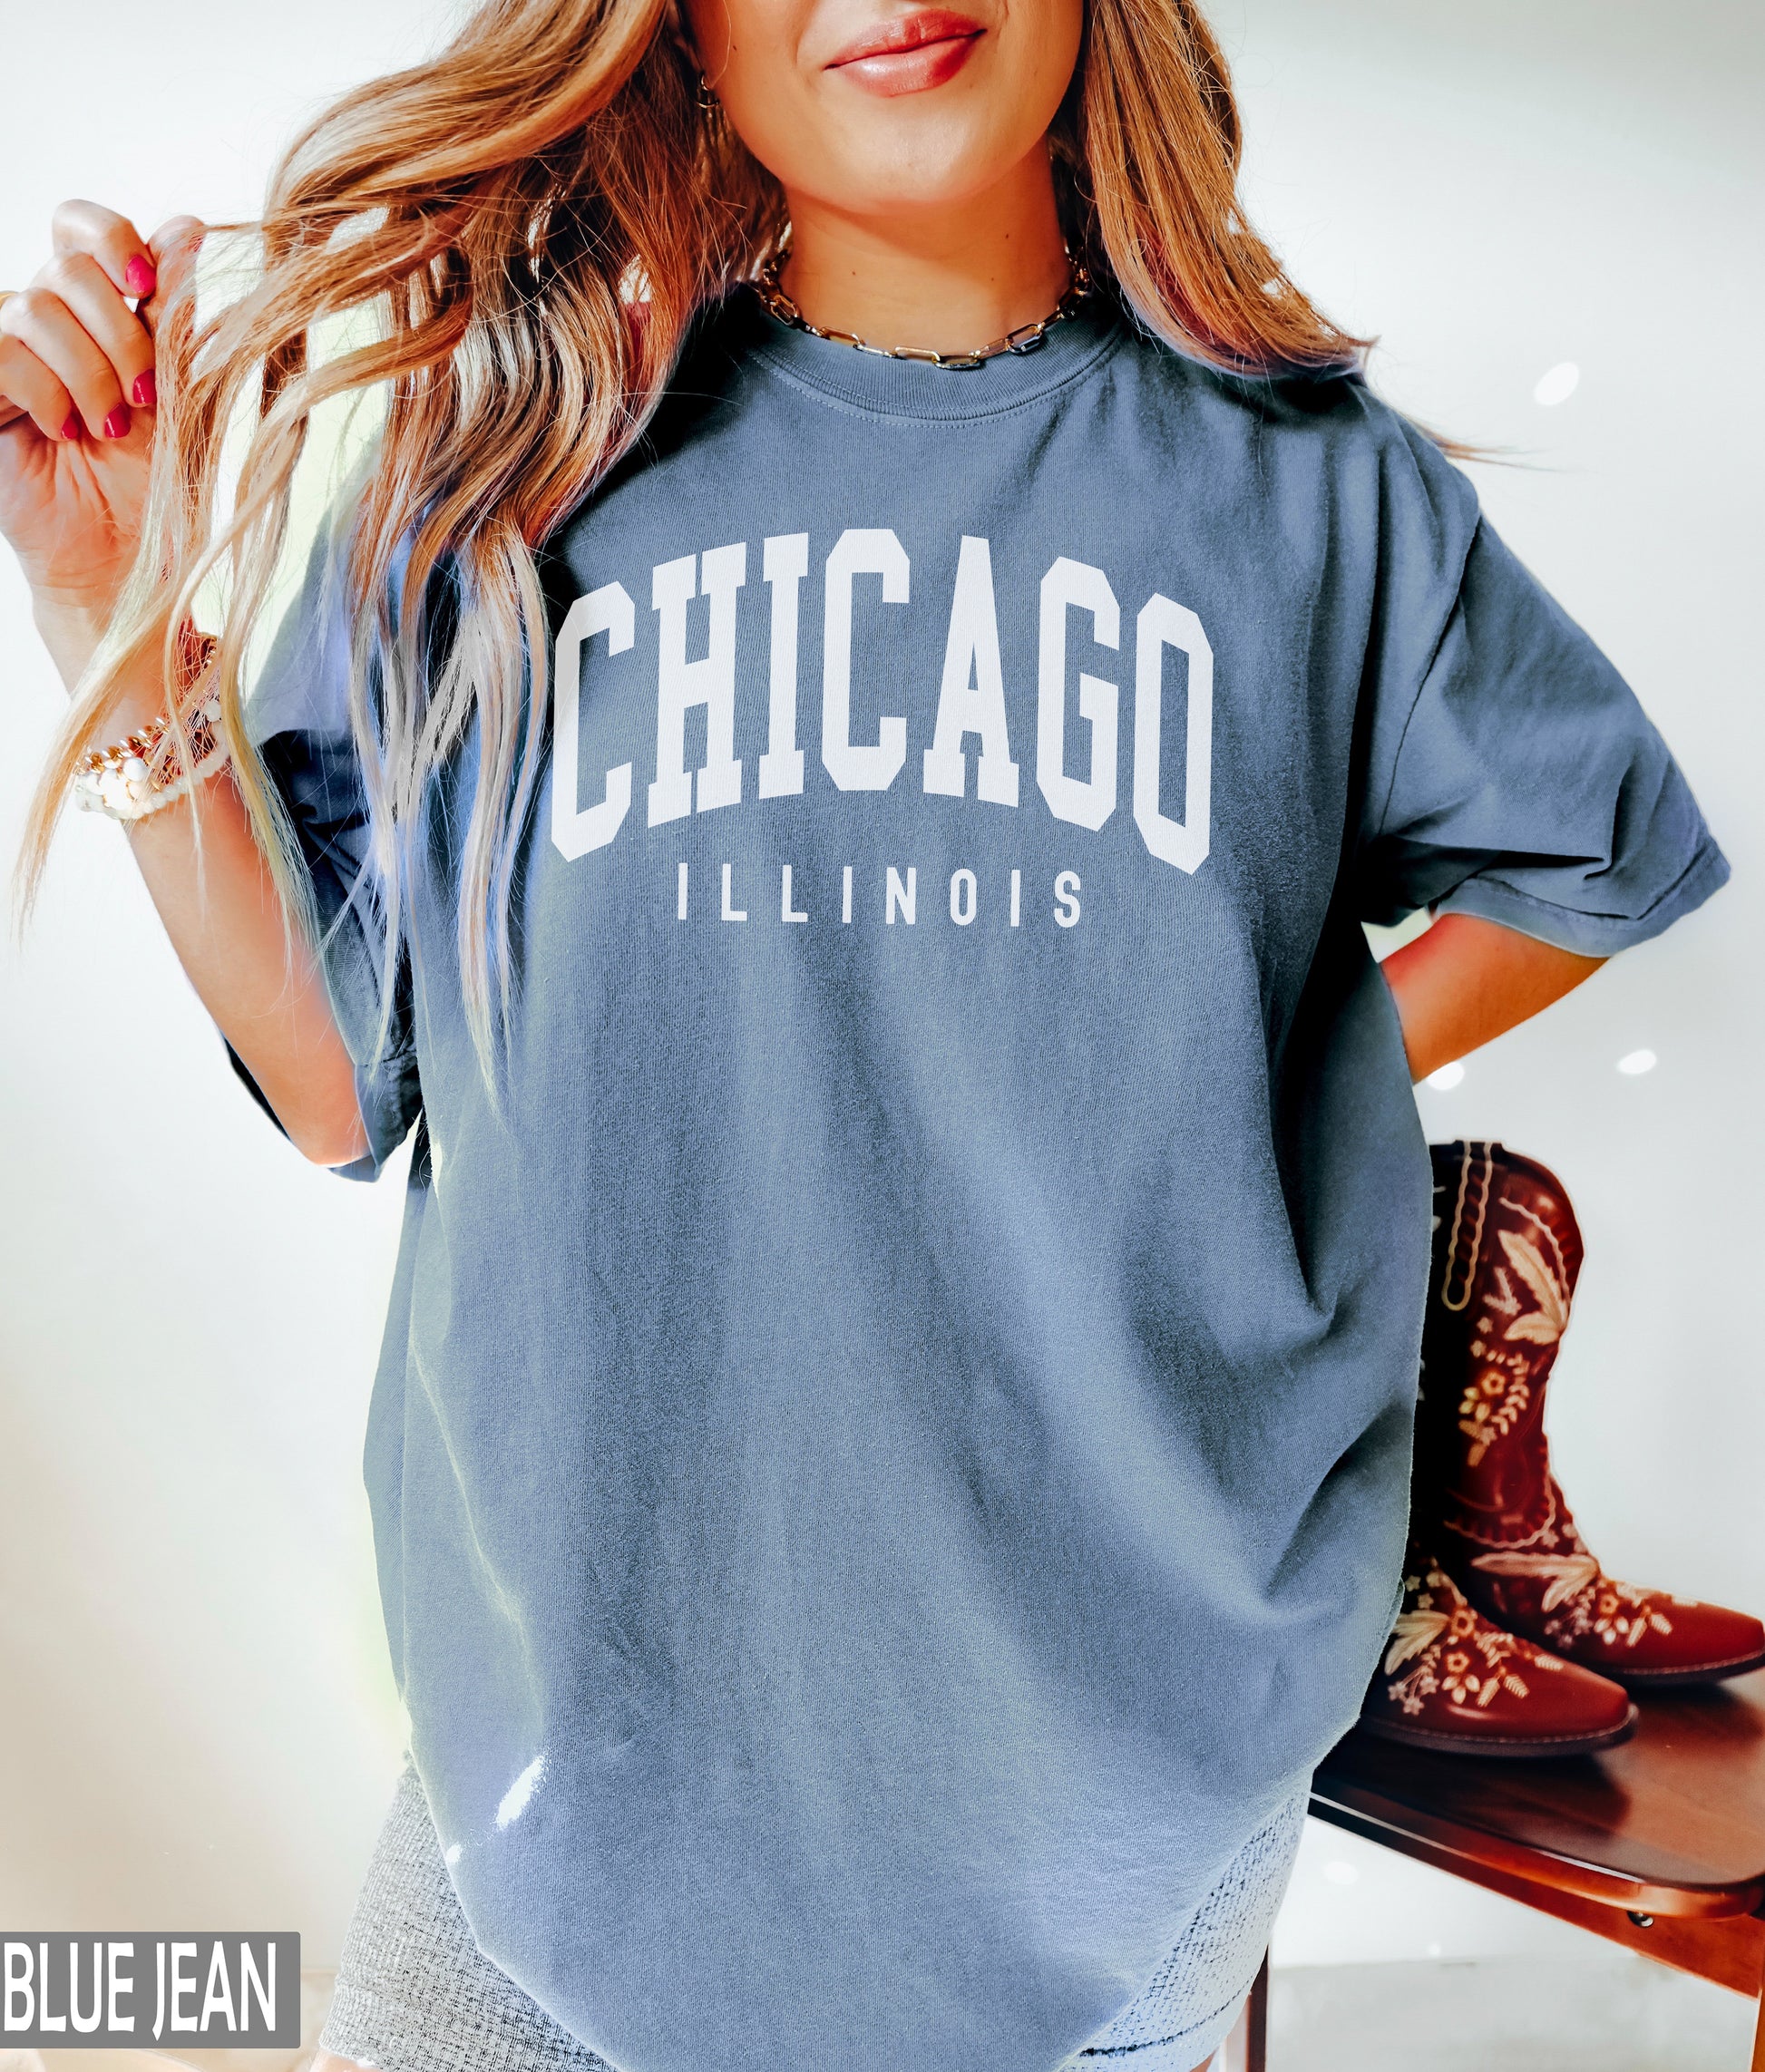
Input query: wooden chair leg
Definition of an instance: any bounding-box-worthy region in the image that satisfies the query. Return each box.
[1245,1950,1269,2072]
[1219,1951,1270,2072]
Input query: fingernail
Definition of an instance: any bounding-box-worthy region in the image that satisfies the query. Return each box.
[62,413,83,442]
[103,404,132,440]
[132,369,157,409]
[124,257,157,297]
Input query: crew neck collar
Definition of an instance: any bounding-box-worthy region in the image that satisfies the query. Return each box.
[728,284,1126,423]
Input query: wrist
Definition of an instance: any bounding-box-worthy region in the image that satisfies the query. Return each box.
[31,591,112,692]
[32,590,174,713]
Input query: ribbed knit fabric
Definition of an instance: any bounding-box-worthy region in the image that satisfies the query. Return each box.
[1069,1791,1306,2068]
[320,1764,1304,2072]
[320,1764,614,2072]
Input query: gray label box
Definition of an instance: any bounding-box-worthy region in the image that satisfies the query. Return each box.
[2,1933,300,2049]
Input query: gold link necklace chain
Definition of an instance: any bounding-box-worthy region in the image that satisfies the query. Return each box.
[752,245,1093,373]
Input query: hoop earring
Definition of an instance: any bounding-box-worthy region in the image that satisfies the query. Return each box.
[697,73,720,115]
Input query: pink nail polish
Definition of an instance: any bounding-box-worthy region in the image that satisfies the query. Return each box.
[103,404,132,440]
[62,413,83,442]
[132,369,157,409]
[124,257,157,297]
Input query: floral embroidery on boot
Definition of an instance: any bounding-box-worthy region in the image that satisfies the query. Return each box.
[1361,1542,1634,1757]
[1415,1142,1765,1689]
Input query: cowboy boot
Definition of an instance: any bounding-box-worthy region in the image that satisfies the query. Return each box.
[1360,1535,1636,1756]
[1416,1141,1765,1689]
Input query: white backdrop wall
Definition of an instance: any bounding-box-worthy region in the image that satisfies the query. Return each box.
[2,0,1760,1975]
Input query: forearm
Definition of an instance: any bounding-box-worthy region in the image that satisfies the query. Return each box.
[1380,910,1606,1083]
[40,599,369,1166]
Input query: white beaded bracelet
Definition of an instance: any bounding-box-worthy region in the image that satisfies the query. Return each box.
[73,627,230,823]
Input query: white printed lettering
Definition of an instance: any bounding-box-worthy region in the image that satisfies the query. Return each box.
[108,1944,132,2033]
[823,529,909,792]
[201,1944,236,2032]
[842,865,853,924]
[170,1943,198,2032]
[722,862,747,921]
[758,533,809,798]
[37,1943,62,2032]
[648,543,746,826]
[551,584,635,861]
[5,1943,33,2030]
[677,861,688,919]
[922,535,1019,806]
[1133,595,1212,873]
[885,866,916,925]
[1038,558,1119,832]
[238,1946,275,2036]
[1054,871,1082,927]
[950,869,978,925]
[70,1944,101,2034]
[1010,867,1021,928]
[782,865,808,922]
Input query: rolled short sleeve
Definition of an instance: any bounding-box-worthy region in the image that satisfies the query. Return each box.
[230,520,421,1180]
[1353,430,1729,956]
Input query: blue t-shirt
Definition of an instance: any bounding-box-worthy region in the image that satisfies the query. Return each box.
[248,292,1726,2072]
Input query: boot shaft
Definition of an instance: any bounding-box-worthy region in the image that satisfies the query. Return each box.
[1419,1141,1584,1547]
[1413,1143,1765,1688]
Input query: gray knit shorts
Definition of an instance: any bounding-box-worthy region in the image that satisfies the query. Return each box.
[320,1762,1306,2072]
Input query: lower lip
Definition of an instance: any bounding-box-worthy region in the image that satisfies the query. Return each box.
[830,32,981,95]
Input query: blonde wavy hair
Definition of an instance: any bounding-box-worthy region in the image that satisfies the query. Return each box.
[25,0,1367,1070]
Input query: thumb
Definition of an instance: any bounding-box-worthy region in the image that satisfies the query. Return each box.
[141,215,207,331]
[148,214,205,268]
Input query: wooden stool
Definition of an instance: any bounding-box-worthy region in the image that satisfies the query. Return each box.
[1222,1666,1765,2071]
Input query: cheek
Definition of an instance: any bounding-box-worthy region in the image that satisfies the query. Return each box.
[696,0,820,177]
[1011,0,1084,132]
[690,0,808,129]
[715,60,824,194]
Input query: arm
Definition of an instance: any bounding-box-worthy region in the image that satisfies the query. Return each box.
[1380,911,1605,1084]
[37,603,370,1167]
[4,203,368,1168]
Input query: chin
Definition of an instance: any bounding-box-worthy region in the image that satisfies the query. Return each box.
[801,125,1027,215]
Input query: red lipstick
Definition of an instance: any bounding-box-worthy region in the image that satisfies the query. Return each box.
[826,9,985,94]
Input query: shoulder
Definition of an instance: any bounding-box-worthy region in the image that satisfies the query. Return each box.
[591,293,758,497]
[1131,327,1483,578]
[1119,322,1470,495]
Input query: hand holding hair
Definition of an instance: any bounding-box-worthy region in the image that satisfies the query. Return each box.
[0,203,202,671]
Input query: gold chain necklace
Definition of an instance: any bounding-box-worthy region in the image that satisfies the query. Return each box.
[752,245,1093,373]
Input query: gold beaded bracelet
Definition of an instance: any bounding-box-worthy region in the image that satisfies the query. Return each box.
[73,625,229,822]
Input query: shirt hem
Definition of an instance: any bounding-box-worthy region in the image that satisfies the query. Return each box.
[1429,833,1731,958]
[1070,1987,1252,2067]
[346,1050,421,1181]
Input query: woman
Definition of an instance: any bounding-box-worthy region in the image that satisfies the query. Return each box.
[0,0,1727,2064]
